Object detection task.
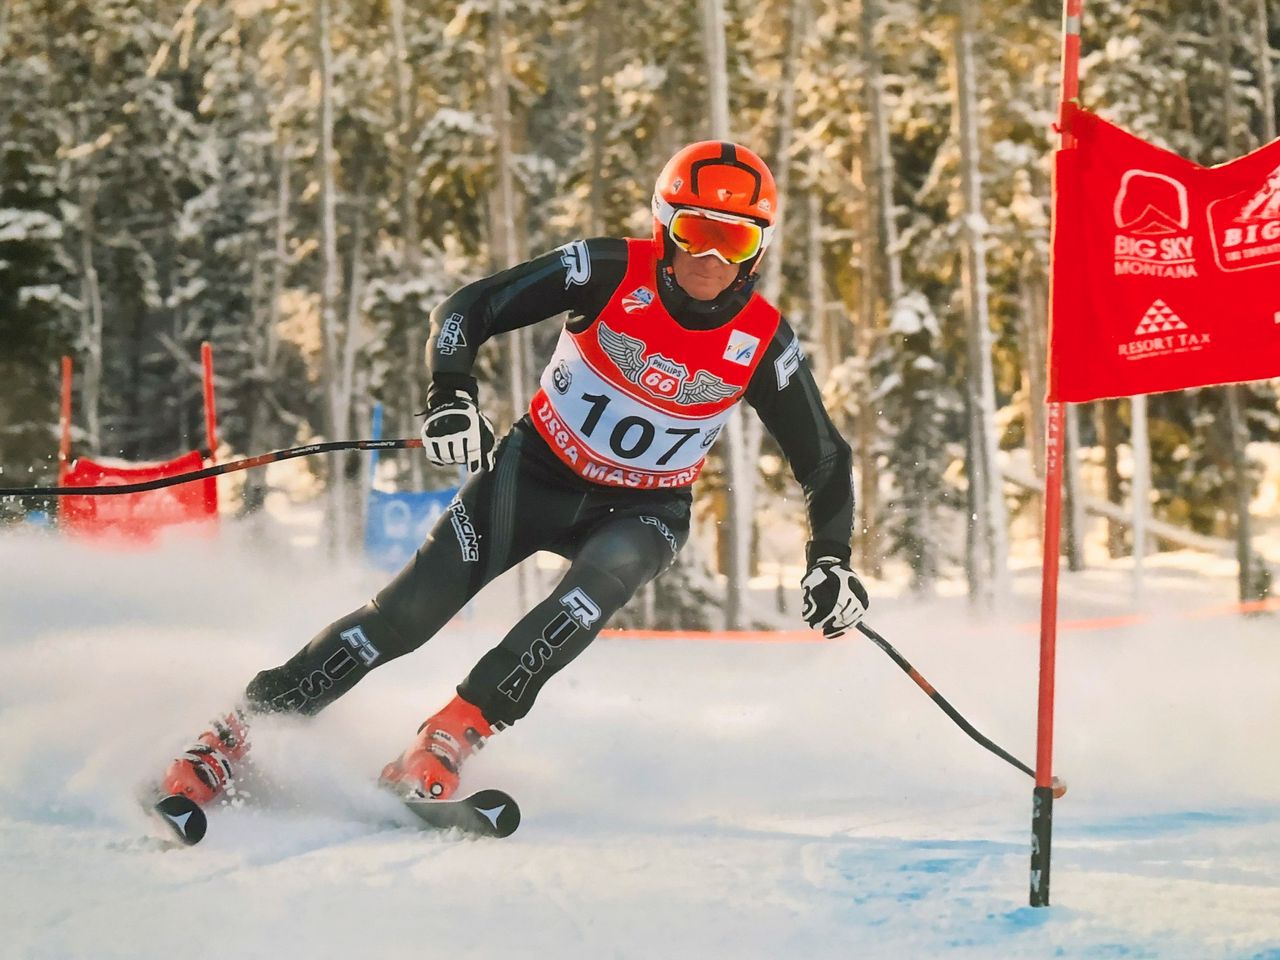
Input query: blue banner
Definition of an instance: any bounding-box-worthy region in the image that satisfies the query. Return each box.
[363,488,458,572]
[363,403,461,571]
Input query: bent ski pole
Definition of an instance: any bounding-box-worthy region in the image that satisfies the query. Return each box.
[0,438,424,498]
[855,620,1066,797]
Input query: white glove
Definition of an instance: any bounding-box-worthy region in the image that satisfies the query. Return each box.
[801,554,870,639]
[420,389,496,473]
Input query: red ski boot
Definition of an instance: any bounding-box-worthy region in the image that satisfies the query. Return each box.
[379,695,494,800]
[162,709,252,806]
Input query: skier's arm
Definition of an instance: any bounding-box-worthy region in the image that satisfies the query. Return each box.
[746,321,867,635]
[426,238,627,395]
[744,320,855,561]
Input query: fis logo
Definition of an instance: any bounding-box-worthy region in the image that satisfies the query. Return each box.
[621,286,655,314]
[723,330,760,366]
[437,313,467,356]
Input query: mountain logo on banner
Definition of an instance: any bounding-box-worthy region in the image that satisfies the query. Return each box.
[1118,299,1210,361]
[1209,162,1280,273]
[1239,164,1280,221]
[1114,170,1190,235]
[1112,170,1197,279]
[1134,299,1188,336]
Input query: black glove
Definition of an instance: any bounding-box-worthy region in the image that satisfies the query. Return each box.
[420,378,496,473]
[801,545,869,639]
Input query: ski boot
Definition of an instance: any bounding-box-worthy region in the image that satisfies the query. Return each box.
[161,708,252,806]
[379,694,494,801]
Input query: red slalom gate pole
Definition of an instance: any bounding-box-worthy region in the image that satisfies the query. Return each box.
[201,342,219,460]
[59,356,74,482]
[1031,0,1085,909]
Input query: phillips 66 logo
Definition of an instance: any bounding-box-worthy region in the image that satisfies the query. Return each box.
[639,354,689,400]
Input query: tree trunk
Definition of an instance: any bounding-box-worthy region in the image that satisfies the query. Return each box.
[586,2,613,237]
[951,1,1008,604]
[1257,0,1277,144]
[390,0,425,488]
[488,0,534,608]
[863,0,904,303]
[760,0,803,305]
[1063,403,1086,571]
[241,132,291,518]
[700,0,730,140]
[488,0,525,407]
[809,190,836,379]
[1098,399,1125,557]
[700,0,751,627]
[848,0,888,577]
[851,107,881,577]
[1018,271,1047,481]
[339,178,369,444]
[1130,394,1150,596]
[1216,0,1261,602]
[747,0,805,581]
[78,167,104,454]
[315,0,349,554]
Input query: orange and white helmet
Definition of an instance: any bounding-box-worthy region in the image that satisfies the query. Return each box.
[652,141,778,276]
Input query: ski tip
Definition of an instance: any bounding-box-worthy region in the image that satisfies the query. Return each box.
[467,789,521,838]
[154,794,208,845]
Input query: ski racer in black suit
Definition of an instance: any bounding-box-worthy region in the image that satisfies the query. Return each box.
[160,141,870,807]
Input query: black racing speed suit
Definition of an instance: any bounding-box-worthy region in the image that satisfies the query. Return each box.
[244,238,854,728]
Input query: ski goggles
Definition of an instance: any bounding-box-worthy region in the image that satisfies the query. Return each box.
[654,197,771,265]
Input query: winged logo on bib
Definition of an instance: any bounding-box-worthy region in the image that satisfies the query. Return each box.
[597,322,738,406]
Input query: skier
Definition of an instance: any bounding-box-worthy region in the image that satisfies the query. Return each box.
[161,140,869,808]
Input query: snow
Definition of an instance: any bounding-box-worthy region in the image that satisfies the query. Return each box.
[2,527,1279,959]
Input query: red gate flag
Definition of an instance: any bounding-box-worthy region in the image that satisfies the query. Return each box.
[1050,104,1280,402]
[60,450,219,543]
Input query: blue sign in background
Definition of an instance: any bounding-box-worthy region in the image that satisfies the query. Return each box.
[363,404,459,572]
[363,488,457,571]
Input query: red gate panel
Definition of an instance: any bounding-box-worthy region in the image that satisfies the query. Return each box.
[59,450,218,543]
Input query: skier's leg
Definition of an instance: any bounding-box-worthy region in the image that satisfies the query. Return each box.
[458,512,688,727]
[161,431,556,804]
[244,432,546,717]
[380,511,685,799]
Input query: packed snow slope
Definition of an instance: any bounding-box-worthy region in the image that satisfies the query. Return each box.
[2,528,1279,960]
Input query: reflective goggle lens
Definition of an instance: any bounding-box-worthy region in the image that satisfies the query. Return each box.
[668,209,764,265]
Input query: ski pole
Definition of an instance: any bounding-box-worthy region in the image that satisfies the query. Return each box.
[0,438,424,498]
[855,620,1067,797]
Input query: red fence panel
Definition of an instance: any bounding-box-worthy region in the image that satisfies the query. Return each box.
[59,450,218,542]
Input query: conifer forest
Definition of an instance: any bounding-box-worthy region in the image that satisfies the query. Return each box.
[2,0,1278,621]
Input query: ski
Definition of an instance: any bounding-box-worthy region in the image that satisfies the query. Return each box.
[398,788,521,839]
[145,787,519,847]
[151,794,208,846]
